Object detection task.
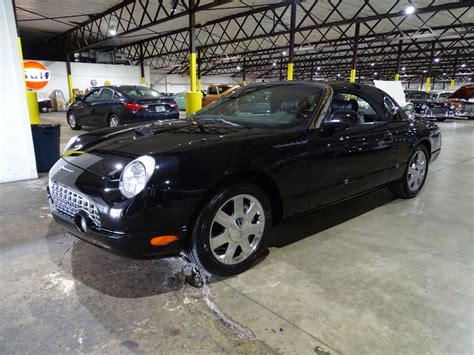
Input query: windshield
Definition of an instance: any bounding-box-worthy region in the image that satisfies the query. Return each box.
[119,86,160,98]
[406,91,430,100]
[193,84,325,128]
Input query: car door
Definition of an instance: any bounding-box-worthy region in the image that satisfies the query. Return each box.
[76,89,100,126]
[308,89,398,209]
[89,88,116,127]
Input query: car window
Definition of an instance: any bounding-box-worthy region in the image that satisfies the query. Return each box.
[119,86,160,97]
[98,88,114,99]
[218,85,233,94]
[84,90,100,101]
[406,91,430,100]
[327,92,383,124]
[208,86,218,95]
[194,84,325,128]
[114,91,121,98]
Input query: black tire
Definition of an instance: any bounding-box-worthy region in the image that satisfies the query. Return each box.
[108,114,122,127]
[187,183,272,276]
[67,112,81,130]
[389,144,430,199]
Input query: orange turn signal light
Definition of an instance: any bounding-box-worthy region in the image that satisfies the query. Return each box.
[150,235,178,247]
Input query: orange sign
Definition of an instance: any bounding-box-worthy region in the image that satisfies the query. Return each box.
[24,61,50,90]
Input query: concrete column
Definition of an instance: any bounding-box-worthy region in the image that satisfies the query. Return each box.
[0,0,38,182]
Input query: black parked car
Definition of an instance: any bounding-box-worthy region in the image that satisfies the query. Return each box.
[405,90,451,121]
[66,85,179,130]
[49,82,441,276]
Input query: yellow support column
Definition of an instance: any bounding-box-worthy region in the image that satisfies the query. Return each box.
[67,74,74,102]
[186,52,202,115]
[350,69,356,83]
[140,76,145,84]
[424,77,431,92]
[449,79,455,90]
[197,79,202,92]
[17,37,40,124]
[26,91,40,124]
[287,62,294,81]
[394,73,400,81]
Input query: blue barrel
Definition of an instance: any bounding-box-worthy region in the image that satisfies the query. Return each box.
[31,124,61,173]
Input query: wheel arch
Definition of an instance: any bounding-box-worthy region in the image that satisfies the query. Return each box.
[417,138,431,158]
[189,170,283,234]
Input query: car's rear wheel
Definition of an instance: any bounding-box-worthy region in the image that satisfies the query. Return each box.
[187,184,272,276]
[67,112,81,130]
[108,114,121,127]
[389,144,429,199]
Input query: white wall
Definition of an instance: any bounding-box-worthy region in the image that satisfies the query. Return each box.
[0,0,38,183]
[150,72,242,93]
[25,60,151,101]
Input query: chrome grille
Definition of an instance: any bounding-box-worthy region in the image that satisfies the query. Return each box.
[49,181,101,227]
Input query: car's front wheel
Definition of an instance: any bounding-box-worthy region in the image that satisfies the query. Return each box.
[389,144,429,198]
[67,112,81,130]
[187,184,272,276]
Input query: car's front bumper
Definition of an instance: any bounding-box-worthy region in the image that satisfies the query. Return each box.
[50,210,184,259]
[47,159,188,259]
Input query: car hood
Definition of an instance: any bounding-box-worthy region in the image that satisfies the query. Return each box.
[63,119,280,179]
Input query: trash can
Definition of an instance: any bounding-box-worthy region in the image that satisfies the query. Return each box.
[31,124,61,173]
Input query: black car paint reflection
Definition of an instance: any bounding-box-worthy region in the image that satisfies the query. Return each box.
[49,82,441,259]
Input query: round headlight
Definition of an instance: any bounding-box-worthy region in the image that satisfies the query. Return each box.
[421,104,427,109]
[450,104,455,110]
[119,156,155,198]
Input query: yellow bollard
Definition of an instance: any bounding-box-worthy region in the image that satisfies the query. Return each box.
[26,91,41,124]
[185,91,202,116]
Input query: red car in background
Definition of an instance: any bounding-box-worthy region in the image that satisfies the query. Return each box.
[446,84,474,119]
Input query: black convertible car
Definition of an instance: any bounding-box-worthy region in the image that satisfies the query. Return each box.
[66,85,179,130]
[48,82,441,276]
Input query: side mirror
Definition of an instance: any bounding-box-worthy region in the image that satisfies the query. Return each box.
[75,95,83,101]
[330,109,359,124]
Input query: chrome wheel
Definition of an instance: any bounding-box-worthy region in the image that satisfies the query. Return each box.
[109,116,119,127]
[68,113,76,128]
[407,150,427,192]
[209,194,265,265]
